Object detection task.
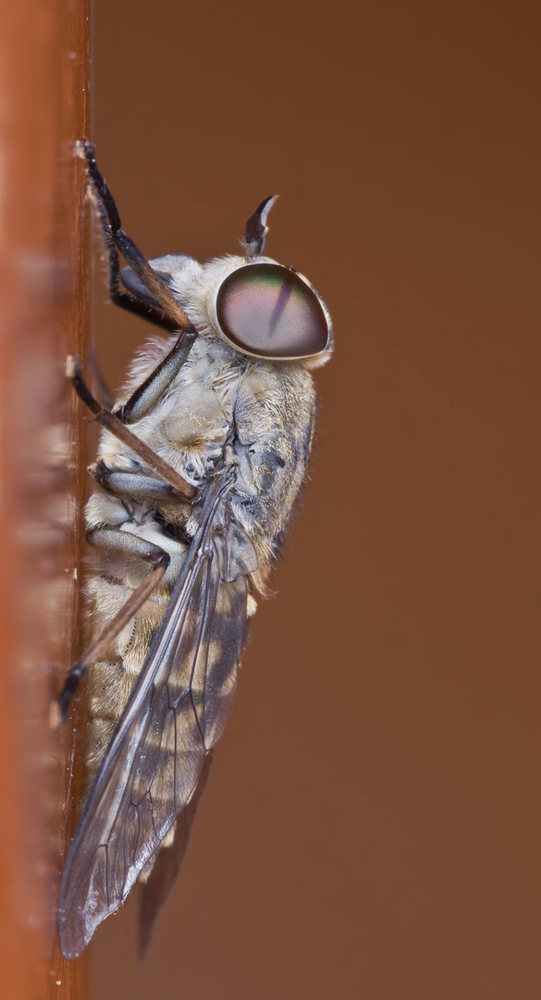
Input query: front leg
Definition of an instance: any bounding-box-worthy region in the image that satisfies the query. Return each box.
[84,141,195,335]
[88,176,179,334]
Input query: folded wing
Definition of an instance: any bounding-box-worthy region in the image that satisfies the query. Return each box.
[58,470,257,959]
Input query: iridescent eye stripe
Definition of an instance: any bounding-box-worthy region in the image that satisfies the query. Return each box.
[267,268,295,340]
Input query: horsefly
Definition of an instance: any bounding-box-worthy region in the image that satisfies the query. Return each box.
[58,142,333,958]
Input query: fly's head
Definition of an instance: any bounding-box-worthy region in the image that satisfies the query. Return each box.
[118,199,334,370]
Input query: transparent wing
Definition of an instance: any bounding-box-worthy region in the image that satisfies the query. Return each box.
[138,750,214,958]
[58,469,258,959]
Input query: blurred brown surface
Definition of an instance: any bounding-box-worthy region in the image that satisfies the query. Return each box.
[0,0,89,996]
[90,2,540,997]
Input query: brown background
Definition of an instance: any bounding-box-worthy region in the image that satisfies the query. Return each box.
[90,2,540,998]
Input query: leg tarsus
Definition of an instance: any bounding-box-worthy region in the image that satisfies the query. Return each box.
[86,346,115,410]
[59,664,88,720]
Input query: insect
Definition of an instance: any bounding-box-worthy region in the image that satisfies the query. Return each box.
[58,141,333,959]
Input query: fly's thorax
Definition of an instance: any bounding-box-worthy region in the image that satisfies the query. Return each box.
[89,321,318,595]
[228,361,318,591]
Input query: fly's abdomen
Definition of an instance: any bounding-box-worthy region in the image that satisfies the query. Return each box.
[83,575,171,792]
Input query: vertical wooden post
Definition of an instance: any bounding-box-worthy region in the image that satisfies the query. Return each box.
[0,0,90,997]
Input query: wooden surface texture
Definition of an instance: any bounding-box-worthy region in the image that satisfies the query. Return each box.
[0,0,90,996]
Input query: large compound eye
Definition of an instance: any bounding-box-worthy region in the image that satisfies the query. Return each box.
[215,263,329,358]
